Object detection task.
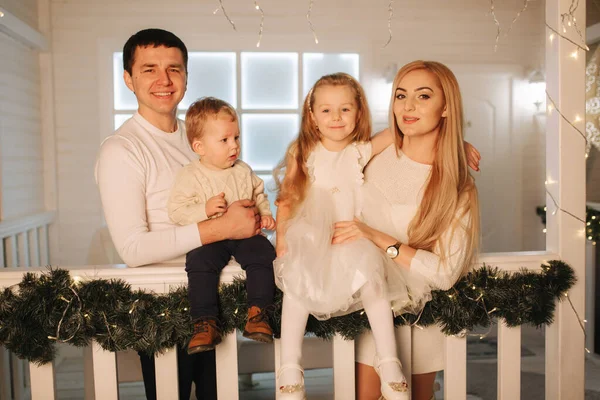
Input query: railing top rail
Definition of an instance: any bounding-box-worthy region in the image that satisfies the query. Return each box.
[0,251,558,290]
[0,211,56,239]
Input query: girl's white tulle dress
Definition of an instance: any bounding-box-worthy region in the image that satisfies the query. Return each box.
[274,142,431,320]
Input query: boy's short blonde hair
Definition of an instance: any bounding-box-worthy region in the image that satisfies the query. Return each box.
[185,97,238,146]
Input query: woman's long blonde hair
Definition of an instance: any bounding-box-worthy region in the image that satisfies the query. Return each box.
[274,73,371,213]
[390,61,480,274]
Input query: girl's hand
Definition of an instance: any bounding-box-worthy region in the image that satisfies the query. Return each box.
[332,217,373,244]
[464,141,481,171]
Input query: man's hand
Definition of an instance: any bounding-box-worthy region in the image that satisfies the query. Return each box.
[222,199,261,239]
[206,192,227,217]
[261,215,276,230]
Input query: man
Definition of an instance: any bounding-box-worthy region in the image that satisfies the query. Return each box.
[95,28,261,399]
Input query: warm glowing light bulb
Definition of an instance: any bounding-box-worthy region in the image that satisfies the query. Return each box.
[255,4,259,9]
[543,228,547,233]
[544,206,547,211]
[567,21,572,27]
[0,11,4,17]
[547,104,554,113]
[549,33,555,42]
[570,50,578,59]
[574,115,582,122]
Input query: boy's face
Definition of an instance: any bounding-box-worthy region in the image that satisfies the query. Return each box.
[193,113,241,170]
[123,45,187,128]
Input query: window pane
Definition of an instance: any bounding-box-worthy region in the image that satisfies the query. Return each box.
[114,114,133,130]
[182,52,237,109]
[258,174,278,216]
[241,114,299,171]
[303,53,360,97]
[241,53,298,109]
[113,53,138,110]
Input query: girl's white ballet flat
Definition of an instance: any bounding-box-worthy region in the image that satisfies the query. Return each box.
[276,363,306,400]
[374,357,410,400]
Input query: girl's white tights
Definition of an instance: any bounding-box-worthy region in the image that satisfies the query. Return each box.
[279,282,404,387]
[279,294,310,387]
[360,281,405,384]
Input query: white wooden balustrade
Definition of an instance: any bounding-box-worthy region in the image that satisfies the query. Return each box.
[0,211,56,400]
[0,211,55,269]
[0,251,581,400]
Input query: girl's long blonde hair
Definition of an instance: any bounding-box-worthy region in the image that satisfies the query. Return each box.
[274,73,371,213]
[390,61,480,275]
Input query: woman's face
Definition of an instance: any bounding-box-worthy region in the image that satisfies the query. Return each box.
[392,69,447,139]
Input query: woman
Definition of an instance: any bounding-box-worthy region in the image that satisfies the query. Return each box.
[333,60,480,400]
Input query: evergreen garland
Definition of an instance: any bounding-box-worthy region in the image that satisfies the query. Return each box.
[537,205,600,243]
[0,260,575,365]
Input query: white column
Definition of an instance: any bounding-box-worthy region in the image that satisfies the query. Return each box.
[6,235,18,267]
[155,347,179,400]
[0,347,11,400]
[545,0,587,399]
[444,335,466,400]
[497,323,521,400]
[333,334,355,400]
[11,354,25,399]
[215,331,239,399]
[29,361,56,400]
[29,228,40,267]
[91,341,119,400]
[18,232,30,267]
[83,345,95,400]
[37,0,59,267]
[274,338,281,392]
[585,240,596,354]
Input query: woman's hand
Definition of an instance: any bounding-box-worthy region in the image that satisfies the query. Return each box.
[332,217,374,244]
[464,141,481,172]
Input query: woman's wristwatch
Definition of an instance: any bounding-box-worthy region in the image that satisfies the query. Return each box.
[385,242,402,259]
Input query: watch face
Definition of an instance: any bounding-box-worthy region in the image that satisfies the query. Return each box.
[386,246,399,258]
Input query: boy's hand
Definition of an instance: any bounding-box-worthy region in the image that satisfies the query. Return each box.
[261,215,276,230]
[464,141,481,172]
[206,192,227,217]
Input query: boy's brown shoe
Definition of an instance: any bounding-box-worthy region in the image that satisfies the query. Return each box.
[243,305,274,343]
[187,318,222,355]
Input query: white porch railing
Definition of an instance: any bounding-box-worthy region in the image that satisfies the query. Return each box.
[0,211,56,400]
[0,211,55,269]
[1,251,582,400]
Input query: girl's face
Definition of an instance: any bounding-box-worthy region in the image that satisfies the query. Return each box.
[393,69,447,140]
[311,85,358,151]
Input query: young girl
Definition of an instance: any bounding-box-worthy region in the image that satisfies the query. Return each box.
[273,73,418,400]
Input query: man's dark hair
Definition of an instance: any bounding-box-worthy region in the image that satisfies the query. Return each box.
[122,29,188,75]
